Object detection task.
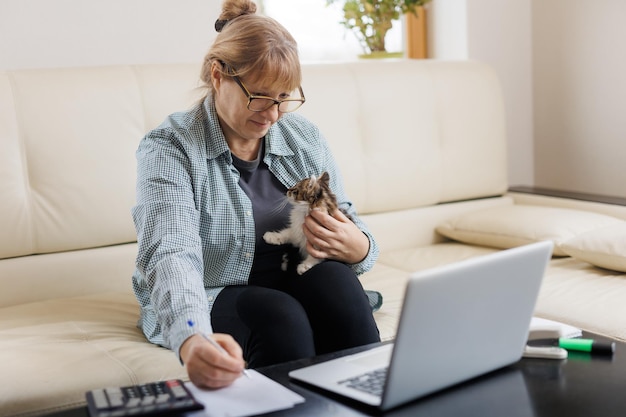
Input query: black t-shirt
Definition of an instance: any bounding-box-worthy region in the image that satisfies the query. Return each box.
[232,141,297,281]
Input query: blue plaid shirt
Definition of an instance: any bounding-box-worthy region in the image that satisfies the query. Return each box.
[131,95,378,357]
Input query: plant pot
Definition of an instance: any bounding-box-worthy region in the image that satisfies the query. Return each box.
[358,51,404,59]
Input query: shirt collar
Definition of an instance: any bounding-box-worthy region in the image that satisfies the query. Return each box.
[265,116,295,157]
[203,95,232,161]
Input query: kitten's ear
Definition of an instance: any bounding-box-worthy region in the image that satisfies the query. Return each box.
[320,171,330,184]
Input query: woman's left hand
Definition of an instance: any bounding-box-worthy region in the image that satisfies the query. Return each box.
[303,209,369,264]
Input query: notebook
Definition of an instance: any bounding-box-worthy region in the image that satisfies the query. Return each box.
[288,241,553,411]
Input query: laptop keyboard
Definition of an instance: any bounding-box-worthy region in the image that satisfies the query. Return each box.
[338,367,388,397]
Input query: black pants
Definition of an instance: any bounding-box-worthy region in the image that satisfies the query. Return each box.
[211,261,380,368]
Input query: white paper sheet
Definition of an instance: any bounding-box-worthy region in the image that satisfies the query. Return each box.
[184,370,305,417]
[530,317,582,339]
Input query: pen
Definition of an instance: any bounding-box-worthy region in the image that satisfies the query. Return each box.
[558,338,616,355]
[187,320,251,378]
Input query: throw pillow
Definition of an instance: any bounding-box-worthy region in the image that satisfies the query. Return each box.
[560,223,626,273]
[436,205,624,256]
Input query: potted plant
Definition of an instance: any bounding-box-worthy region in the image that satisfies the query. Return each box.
[327,0,431,57]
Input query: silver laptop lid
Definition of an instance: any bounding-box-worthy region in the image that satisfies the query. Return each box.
[381,241,553,410]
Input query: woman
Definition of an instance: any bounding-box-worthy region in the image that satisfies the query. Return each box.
[131,0,380,389]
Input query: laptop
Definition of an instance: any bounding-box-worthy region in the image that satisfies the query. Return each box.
[288,241,553,411]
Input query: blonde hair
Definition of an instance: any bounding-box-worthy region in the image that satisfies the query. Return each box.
[201,0,301,95]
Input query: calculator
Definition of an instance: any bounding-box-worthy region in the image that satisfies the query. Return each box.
[86,379,204,417]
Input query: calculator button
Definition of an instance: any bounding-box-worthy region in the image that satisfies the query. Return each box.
[140,396,155,405]
[91,389,110,409]
[125,397,141,408]
[169,386,187,399]
[155,393,169,403]
[105,388,124,408]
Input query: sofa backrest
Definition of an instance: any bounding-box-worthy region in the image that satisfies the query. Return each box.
[0,60,507,262]
[298,61,507,213]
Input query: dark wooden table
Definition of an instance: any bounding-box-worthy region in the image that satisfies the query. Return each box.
[45,333,626,417]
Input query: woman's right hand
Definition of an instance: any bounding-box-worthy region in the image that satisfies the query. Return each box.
[180,333,246,389]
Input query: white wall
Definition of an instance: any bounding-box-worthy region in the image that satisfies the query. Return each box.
[532,0,626,198]
[426,0,467,60]
[0,0,218,70]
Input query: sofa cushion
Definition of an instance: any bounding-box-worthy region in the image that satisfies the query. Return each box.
[436,205,624,256]
[560,223,626,272]
[0,292,187,416]
[535,256,626,342]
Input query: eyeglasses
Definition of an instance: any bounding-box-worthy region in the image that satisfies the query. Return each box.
[229,72,305,113]
[231,75,305,113]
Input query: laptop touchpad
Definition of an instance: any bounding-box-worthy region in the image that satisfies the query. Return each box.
[346,345,393,368]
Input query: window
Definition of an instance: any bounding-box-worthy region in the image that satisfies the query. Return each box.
[261,0,404,61]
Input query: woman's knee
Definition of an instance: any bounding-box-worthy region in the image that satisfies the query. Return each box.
[236,288,308,327]
[289,261,380,351]
[292,261,369,307]
[235,288,316,366]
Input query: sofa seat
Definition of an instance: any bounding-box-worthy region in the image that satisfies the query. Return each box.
[0,292,186,416]
[536,257,626,339]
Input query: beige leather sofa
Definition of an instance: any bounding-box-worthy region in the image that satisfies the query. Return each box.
[1,60,625,416]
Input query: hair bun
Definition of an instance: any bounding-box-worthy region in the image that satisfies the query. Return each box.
[215,0,257,32]
[215,19,229,32]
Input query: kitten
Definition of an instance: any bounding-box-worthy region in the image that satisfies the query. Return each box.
[263,171,340,275]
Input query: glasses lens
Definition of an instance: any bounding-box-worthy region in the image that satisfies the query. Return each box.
[277,100,304,113]
[247,87,304,113]
[248,97,304,113]
[248,98,276,112]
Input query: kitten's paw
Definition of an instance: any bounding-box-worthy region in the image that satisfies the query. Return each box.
[263,231,283,245]
[280,253,289,272]
[296,263,312,275]
[296,258,322,275]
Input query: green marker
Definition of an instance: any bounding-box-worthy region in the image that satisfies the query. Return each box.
[558,338,615,355]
